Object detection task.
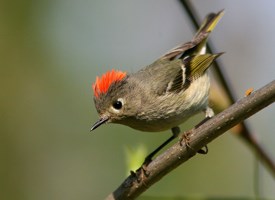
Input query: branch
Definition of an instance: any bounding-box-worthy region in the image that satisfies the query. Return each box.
[106,80,275,200]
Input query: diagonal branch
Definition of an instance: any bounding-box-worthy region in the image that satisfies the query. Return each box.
[106,80,275,200]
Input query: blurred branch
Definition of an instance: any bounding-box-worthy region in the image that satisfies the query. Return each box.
[178,0,275,179]
[106,80,275,200]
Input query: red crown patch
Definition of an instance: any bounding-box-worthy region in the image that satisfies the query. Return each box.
[92,69,127,98]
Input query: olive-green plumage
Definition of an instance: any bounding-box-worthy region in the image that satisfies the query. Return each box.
[91,10,224,163]
[92,10,224,133]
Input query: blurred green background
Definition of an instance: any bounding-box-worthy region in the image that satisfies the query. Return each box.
[1,0,274,199]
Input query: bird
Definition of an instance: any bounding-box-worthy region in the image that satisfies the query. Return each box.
[91,10,224,165]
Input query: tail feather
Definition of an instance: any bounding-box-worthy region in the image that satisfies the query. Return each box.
[192,9,224,54]
[194,9,224,39]
[161,10,224,60]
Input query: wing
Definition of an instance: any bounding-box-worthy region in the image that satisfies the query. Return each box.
[132,59,184,95]
[181,53,223,89]
[132,53,222,95]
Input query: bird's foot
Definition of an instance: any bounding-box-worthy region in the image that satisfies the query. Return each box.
[130,161,150,187]
[179,130,192,148]
[179,130,208,155]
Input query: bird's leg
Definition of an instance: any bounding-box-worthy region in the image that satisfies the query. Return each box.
[143,126,180,165]
[180,106,214,154]
[136,126,180,178]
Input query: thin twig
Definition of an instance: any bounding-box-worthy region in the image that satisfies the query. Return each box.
[178,0,275,178]
[106,80,275,200]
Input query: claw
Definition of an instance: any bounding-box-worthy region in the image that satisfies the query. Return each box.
[133,164,150,187]
[197,145,208,154]
[179,130,192,147]
[179,131,209,155]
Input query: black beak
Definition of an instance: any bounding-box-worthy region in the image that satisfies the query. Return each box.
[90,117,109,131]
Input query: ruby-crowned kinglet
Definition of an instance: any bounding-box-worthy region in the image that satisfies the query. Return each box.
[91,10,224,162]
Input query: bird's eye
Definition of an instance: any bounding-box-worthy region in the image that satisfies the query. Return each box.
[112,100,123,110]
